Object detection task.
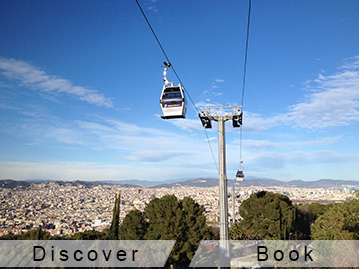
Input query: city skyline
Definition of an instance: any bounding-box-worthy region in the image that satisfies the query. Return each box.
[1,180,356,237]
[1,0,359,182]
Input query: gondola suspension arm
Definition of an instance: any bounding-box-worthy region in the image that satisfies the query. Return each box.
[162,62,173,87]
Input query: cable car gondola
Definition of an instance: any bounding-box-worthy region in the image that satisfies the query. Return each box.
[236,169,244,181]
[160,62,187,119]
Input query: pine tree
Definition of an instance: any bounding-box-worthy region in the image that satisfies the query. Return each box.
[144,195,184,240]
[229,222,244,240]
[119,209,147,240]
[295,202,332,239]
[311,198,359,239]
[144,195,209,267]
[238,191,297,239]
[144,195,185,266]
[109,193,121,240]
[181,197,207,262]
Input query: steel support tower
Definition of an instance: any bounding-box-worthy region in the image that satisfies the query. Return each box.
[230,186,239,225]
[199,106,242,266]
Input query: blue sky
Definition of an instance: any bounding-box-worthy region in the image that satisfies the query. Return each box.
[0,0,358,182]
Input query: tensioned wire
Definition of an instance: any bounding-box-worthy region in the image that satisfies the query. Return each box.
[239,0,252,169]
[135,0,219,173]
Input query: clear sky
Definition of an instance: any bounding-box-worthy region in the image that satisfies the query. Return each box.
[0,0,358,182]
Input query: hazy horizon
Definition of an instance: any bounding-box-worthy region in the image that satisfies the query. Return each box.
[2,176,359,184]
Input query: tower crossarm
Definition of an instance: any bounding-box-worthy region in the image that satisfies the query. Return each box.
[198,105,242,126]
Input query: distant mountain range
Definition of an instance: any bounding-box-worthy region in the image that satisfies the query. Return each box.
[0,179,139,189]
[1,178,359,189]
[151,178,359,188]
[102,178,189,187]
[0,179,32,189]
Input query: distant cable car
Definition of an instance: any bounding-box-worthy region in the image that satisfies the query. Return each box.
[160,62,187,119]
[236,169,244,181]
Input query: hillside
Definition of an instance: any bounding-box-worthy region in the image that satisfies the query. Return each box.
[1,177,358,189]
[151,178,359,188]
[0,179,31,189]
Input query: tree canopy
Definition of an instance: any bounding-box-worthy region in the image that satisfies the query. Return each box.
[237,191,298,239]
[143,195,209,266]
[109,193,121,240]
[311,198,359,240]
[295,202,333,239]
[0,227,51,240]
[119,209,147,240]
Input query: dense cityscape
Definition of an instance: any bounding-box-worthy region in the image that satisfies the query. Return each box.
[1,180,357,237]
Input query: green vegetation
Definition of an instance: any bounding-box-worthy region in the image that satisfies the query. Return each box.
[119,209,147,240]
[229,190,358,241]
[0,227,53,240]
[311,197,359,239]
[295,202,333,238]
[235,191,298,239]
[69,229,108,240]
[229,222,244,240]
[2,190,358,267]
[143,195,211,266]
[109,192,121,240]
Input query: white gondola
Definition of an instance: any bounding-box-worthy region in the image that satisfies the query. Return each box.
[236,169,244,181]
[160,62,187,119]
[160,84,187,119]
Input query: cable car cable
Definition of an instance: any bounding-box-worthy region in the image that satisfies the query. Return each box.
[241,0,251,109]
[135,0,170,65]
[135,0,219,173]
[239,0,252,170]
[135,0,199,114]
